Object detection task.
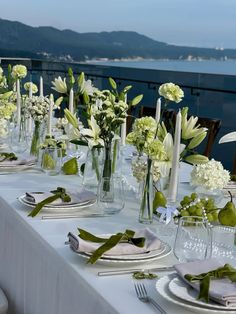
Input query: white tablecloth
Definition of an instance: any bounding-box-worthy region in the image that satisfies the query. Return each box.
[0,169,196,314]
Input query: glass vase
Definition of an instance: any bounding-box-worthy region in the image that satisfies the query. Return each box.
[30,121,42,158]
[40,147,62,176]
[98,176,125,214]
[139,158,153,224]
[9,117,28,154]
[82,146,102,189]
[111,138,121,176]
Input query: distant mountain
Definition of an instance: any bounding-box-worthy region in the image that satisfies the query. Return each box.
[0,18,236,61]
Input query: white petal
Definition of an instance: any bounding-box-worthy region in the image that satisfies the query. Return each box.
[219,132,236,144]
[80,128,94,138]
[163,133,173,159]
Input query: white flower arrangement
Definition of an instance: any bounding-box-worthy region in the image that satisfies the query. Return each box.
[26,95,51,123]
[0,118,8,138]
[131,157,161,183]
[11,64,27,80]
[190,159,230,190]
[24,82,38,94]
[158,82,184,103]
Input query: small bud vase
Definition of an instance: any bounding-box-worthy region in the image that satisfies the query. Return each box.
[139,157,153,224]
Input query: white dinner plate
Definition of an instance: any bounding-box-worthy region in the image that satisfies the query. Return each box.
[0,164,35,172]
[18,195,96,214]
[156,276,236,314]
[20,193,95,208]
[169,277,236,311]
[71,242,172,265]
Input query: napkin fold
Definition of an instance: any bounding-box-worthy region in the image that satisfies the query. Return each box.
[25,190,96,206]
[175,258,236,307]
[68,228,162,256]
[0,156,36,167]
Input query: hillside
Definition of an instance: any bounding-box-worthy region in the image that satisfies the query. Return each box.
[0,18,235,61]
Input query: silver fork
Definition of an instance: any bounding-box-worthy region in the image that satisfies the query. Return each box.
[134,282,167,314]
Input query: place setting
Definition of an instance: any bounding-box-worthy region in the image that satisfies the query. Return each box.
[17,186,99,219]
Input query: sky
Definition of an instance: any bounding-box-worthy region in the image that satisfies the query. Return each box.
[1,0,236,49]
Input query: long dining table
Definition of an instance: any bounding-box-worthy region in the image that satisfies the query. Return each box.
[0,165,197,314]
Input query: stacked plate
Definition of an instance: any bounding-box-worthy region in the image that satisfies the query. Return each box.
[156,275,236,314]
[18,190,97,214]
[0,157,35,173]
[70,238,172,266]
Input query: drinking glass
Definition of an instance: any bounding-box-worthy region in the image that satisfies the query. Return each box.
[97,176,125,214]
[40,147,62,175]
[174,216,211,262]
[211,225,236,264]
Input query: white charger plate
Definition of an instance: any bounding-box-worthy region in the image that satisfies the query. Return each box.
[70,242,172,265]
[156,276,236,314]
[20,193,96,208]
[18,195,96,214]
[169,277,236,311]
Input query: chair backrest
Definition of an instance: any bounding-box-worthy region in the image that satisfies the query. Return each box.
[139,106,221,158]
[197,117,221,157]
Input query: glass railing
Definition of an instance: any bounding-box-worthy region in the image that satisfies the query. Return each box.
[1,58,235,171]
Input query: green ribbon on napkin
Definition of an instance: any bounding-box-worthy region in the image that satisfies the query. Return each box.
[78,228,146,264]
[0,152,17,162]
[28,187,71,217]
[185,263,236,302]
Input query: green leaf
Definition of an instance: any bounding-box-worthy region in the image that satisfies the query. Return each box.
[187,132,207,150]
[108,77,117,90]
[0,152,17,162]
[184,154,209,165]
[83,91,89,105]
[131,94,143,106]
[70,139,88,146]
[132,271,158,280]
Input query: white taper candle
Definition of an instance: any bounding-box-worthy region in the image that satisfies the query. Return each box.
[155,97,161,123]
[16,79,21,126]
[27,82,33,133]
[168,110,182,202]
[48,94,54,136]
[69,88,74,114]
[120,94,127,146]
[39,76,44,97]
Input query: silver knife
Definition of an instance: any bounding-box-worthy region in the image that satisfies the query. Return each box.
[98,266,174,276]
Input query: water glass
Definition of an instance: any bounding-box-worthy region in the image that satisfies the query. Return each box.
[211,225,236,264]
[97,176,125,214]
[40,147,62,175]
[9,125,28,153]
[174,216,211,262]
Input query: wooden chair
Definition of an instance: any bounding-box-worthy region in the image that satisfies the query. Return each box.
[139,106,221,158]
[197,117,221,157]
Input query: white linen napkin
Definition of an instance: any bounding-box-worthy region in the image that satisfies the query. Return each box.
[0,156,36,167]
[68,228,162,256]
[25,190,96,206]
[175,258,236,307]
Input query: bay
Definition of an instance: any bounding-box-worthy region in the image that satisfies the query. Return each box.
[90,60,236,76]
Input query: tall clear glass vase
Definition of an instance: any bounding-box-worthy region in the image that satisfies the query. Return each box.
[82,147,102,189]
[139,158,153,224]
[30,121,42,158]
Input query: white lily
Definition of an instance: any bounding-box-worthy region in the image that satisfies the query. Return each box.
[157,133,185,177]
[51,76,67,94]
[80,116,104,148]
[219,132,236,144]
[80,79,97,96]
[182,115,207,140]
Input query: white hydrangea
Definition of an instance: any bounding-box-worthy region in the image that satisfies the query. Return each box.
[0,118,8,137]
[190,159,230,190]
[26,95,51,123]
[132,157,161,183]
